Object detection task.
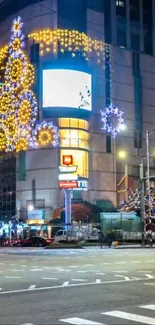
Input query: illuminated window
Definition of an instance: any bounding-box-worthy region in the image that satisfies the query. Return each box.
[59,118,89,130]
[60,149,88,178]
[59,129,89,149]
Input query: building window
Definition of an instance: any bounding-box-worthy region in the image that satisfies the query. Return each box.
[59,118,89,131]
[59,129,89,149]
[60,149,89,178]
[130,0,140,21]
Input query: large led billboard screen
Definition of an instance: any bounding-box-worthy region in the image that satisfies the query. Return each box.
[43,69,92,111]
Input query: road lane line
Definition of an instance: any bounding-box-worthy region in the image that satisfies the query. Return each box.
[62,281,69,286]
[77,270,88,273]
[145,274,154,278]
[140,305,155,310]
[131,261,140,263]
[100,263,110,265]
[41,277,58,280]
[115,262,126,264]
[102,310,155,324]
[0,276,154,295]
[70,266,78,268]
[83,264,93,267]
[96,279,101,283]
[96,273,105,275]
[112,271,128,273]
[147,260,155,262]
[138,271,152,273]
[72,279,86,282]
[5,276,21,279]
[115,275,130,280]
[30,269,43,271]
[60,317,104,324]
[28,285,36,290]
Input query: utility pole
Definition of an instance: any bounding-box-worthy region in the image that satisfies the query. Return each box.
[146,130,151,218]
[140,160,145,246]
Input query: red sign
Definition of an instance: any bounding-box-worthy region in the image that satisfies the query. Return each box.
[58,181,78,189]
[63,155,73,166]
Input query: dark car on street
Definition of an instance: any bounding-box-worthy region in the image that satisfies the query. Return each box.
[14,236,53,247]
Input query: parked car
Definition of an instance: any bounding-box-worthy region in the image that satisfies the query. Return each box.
[14,236,53,247]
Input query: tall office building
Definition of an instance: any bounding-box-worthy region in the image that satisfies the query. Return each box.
[0,0,154,222]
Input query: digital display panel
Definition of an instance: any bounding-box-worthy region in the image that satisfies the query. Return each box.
[43,69,92,111]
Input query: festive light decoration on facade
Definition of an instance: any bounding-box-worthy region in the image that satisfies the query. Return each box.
[0,16,58,153]
[100,104,124,138]
[28,29,106,64]
[31,121,59,149]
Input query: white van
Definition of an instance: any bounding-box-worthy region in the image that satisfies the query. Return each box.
[54,229,81,242]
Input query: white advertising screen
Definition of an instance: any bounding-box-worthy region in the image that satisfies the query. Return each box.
[43,69,92,111]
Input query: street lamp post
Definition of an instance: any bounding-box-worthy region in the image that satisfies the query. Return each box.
[146,130,152,218]
[139,160,145,246]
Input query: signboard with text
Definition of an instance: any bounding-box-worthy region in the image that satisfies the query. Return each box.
[58,181,78,189]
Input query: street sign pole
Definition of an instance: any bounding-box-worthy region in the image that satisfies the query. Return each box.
[63,188,72,227]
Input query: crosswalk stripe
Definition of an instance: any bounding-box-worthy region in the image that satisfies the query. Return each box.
[103,310,155,324]
[140,305,155,311]
[59,317,105,325]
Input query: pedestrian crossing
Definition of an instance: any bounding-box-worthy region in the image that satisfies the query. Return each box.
[59,304,155,325]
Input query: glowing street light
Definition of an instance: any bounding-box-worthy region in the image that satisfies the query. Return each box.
[117,150,127,159]
[28,204,34,212]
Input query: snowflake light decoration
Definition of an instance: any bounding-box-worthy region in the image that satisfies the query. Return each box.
[100,104,124,138]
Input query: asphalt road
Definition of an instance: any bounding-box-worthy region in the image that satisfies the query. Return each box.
[0,247,155,324]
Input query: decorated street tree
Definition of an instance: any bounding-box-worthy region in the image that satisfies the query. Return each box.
[120,187,155,217]
[0,16,58,154]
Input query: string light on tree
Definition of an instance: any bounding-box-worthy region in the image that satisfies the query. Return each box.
[100,104,124,138]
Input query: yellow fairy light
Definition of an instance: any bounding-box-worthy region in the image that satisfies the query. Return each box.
[22,63,35,89]
[4,115,18,140]
[12,38,21,51]
[16,137,28,152]
[9,58,23,84]
[0,91,11,115]
[0,129,7,151]
[18,99,31,125]
[37,128,53,147]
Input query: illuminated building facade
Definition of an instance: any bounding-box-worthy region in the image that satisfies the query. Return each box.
[0,0,155,221]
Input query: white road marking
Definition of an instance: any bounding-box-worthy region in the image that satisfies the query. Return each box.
[41,277,58,280]
[5,276,21,279]
[100,263,110,265]
[70,266,78,268]
[140,305,155,310]
[28,285,36,290]
[145,274,154,278]
[11,269,24,272]
[147,260,155,263]
[138,270,152,273]
[60,317,104,325]
[0,262,4,265]
[57,268,71,272]
[112,271,128,273]
[30,269,43,272]
[115,261,126,264]
[96,279,101,283]
[21,323,34,325]
[96,273,105,275]
[144,283,155,286]
[62,281,69,287]
[9,263,15,266]
[115,275,130,281]
[77,270,88,273]
[83,264,93,267]
[131,260,140,263]
[103,310,155,324]
[72,279,86,282]
[20,265,26,267]
[0,275,154,295]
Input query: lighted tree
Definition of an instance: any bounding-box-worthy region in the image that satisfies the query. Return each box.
[120,187,155,216]
[0,16,58,153]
